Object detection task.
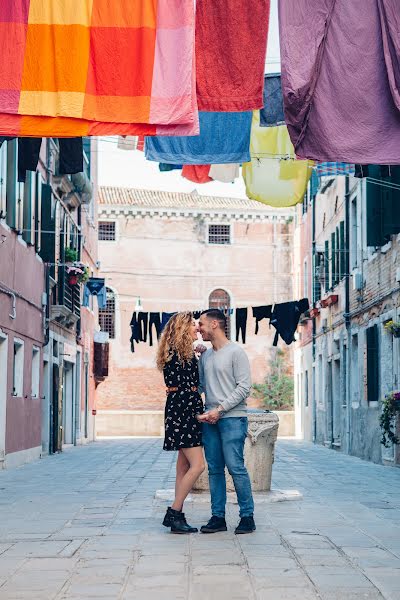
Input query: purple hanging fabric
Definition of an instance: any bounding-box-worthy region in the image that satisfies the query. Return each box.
[279,0,400,165]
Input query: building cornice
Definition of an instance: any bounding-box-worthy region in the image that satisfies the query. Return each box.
[98,204,292,223]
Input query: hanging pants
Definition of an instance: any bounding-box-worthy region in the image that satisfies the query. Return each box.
[252,305,272,334]
[235,308,248,344]
[130,312,149,352]
[149,312,161,346]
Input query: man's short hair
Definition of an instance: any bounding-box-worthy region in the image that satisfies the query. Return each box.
[201,309,227,331]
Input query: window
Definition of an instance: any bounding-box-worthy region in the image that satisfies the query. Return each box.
[324,240,330,293]
[366,170,400,247]
[351,334,359,407]
[98,221,116,241]
[350,198,358,270]
[303,259,309,299]
[304,370,309,407]
[208,224,231,245]
[12,339,24,397]
[366,325,379,404]
[31,346,40,398]
[99,288,116,339]
[208,288,231,338]
[0,141,7,219]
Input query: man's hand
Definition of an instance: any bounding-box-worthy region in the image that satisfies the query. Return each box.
[194,344,207,355]
[197,408,221,425]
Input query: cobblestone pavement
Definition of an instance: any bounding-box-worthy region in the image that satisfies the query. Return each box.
[0,439,400,599]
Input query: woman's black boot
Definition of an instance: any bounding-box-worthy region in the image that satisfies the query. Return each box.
[170,511,198,534]
[162,506,175,527]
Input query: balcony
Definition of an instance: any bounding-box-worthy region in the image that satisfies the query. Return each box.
[50,270,81,329]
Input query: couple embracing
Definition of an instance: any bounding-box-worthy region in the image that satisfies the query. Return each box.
[156,309,255,535]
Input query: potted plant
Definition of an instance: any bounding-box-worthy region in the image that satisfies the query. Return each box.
[379,391,400,447]
[64,247,78,263]
[66,263,89,286]
[384,320,400,338]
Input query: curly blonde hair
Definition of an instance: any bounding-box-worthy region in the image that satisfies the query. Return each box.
[156,311,195,370]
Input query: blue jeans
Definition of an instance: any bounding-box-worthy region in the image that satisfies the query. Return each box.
[203,417,254,518]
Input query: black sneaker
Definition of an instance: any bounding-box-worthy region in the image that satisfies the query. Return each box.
[235,516,256,534]
[170,513,198,534]
[200,516,227,534]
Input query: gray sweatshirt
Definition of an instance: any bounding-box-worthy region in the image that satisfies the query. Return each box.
[198,342,251,418]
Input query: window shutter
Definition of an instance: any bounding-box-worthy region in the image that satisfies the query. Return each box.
[366,179,384,247]
[313,253,322,303]
[339,221,345,279]
[331,232,336,288]
[38,184,55,265]
[366,325,379,404]
[324,240,330,292]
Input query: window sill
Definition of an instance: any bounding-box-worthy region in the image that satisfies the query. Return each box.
[368,401,379,409]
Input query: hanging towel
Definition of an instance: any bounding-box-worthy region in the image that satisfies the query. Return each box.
[117,136,138,151]
[18,137,82,182]
[0,1,198,138]
[209,164,240,183]
[242,114,313,208]
[182,165,212,183]
[145,111,252,165]
[195,0,270,111]
[279,0,400,164]
[260,74,285,128]
[315,163,355,177]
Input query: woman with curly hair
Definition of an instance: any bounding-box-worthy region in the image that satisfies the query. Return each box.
[156,312,205,534]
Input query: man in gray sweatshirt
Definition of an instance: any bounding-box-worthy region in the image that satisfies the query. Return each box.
[197,309,255,534]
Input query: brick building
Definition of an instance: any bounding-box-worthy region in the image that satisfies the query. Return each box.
[95,187,295,436]
[294,172,400,465]
[0,137,102,468]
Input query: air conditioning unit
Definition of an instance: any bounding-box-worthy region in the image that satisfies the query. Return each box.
[353,272,363,291]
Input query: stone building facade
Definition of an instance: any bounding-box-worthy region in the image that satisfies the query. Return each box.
[96,187,295,435]
[0,137,101,468]
[294,173,400,465]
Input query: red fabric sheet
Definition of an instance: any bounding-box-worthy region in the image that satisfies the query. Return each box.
[195,0,270,112]
[182,164,212,183]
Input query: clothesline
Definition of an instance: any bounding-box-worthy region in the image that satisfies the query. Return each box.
[129,298,310,353]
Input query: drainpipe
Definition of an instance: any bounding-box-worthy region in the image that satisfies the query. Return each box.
[311,193,317,442]
[344,176,351,454]
[0,286,16,319]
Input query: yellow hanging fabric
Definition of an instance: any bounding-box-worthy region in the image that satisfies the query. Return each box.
[242,113,313,207]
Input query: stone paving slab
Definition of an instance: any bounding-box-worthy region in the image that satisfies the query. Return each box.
[0,439,399,598]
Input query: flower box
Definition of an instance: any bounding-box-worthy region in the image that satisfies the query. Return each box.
[320,294,338,308]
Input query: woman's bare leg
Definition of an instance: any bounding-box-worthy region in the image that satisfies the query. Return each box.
[175,450,190,500]
[172,447,205,512]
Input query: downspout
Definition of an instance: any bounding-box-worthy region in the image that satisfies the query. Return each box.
[344,176,351,454]
[311,193,317,442]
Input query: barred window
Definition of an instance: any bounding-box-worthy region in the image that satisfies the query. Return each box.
[208,224,231,245]
[99,288,115,339]
[209,288,231,339]
[98,221,116,241]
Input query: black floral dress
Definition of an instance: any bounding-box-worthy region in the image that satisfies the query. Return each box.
[163,353,204,451]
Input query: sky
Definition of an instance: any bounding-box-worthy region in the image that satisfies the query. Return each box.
[97,0,280,198]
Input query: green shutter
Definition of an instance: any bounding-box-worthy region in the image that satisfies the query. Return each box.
[38,184,55,271]
[324,240,330,292]
[391,167,400,236]
[331,232,336,288]
[335,226,340,284]
[6,140,17,229]
[366,180,384,247]
[366,325,379,404]
[339,221,345,279]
